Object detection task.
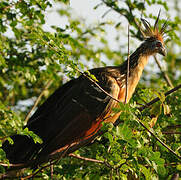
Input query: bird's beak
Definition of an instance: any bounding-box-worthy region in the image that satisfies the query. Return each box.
[159,46,166,56]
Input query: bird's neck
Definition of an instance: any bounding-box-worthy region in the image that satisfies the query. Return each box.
[118,46,150,103]
[120,45,149,73]
[128,46,150,74]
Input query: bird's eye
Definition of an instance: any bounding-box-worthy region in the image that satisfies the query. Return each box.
[156,41,162,47]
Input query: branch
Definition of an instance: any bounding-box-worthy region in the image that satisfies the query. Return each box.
[102,9,112,18]
[138,84,181,111]
[136,85,181,160]
[69,153,104,164]
[154,55,174,88]
[69,153,126,170]
[162,131,181,135]
[0,174,42,179]
[166,125,181,129]
[101,0,126,17]
[20,162,55,180]
[24,80,52,123]
[135,117,181,160]
[0,162,24,167]
[101,0,140,31]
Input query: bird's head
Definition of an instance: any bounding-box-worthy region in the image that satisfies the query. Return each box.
[139,10,168,57]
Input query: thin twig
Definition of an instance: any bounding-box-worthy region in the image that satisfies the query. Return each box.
[166,125,181,129]
[69,153,126,171]
[69,153,104,164]
[162,131,181,135]
[24,80,53,123]
[102,9,112,18]
[0,162,24,167]
[21,162,54,180]
[0,175,42,179]
[21,158,57,179]
[124,24,130,104]
[154,55,174,88]
[50,164,53,179]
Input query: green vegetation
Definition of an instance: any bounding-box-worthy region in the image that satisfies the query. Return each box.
[0,0,180,179]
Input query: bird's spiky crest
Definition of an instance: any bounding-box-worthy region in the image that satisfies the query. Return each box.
[139,10,168,43]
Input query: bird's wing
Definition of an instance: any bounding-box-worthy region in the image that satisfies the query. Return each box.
[27,68,120,158]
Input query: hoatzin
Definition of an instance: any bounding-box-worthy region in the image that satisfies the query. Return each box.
[2,13,167,167]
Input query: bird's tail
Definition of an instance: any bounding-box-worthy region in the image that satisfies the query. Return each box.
[2,135,40,164]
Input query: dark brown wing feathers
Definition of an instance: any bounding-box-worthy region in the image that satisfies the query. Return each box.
[2,67,121,164]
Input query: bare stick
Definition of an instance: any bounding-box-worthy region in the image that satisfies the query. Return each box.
[124,24,130,104]
[24,80,52,123]
[21,145,71,180]
[154,55,174,88]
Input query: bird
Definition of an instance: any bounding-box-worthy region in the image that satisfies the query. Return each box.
[2,12,167,168]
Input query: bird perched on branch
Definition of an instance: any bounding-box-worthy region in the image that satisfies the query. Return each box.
[3,12,167,168]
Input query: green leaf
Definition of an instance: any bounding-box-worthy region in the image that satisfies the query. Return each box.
[20,128,43,144]
[139,165,152,180]
[176,164,181,171]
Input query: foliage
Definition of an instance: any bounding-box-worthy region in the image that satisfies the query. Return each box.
[0,0,181,179]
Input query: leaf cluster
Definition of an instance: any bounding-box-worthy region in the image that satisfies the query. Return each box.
[0,0,181,179]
